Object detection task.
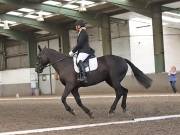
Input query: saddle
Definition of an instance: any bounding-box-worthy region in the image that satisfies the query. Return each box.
[73,53,98,73]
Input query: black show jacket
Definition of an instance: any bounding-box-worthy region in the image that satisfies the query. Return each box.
[72,29,94,54]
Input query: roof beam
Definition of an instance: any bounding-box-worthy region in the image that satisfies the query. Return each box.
[98,0,152,17]
[31,4,100,26]
[0,28,30,41]
[146,0,180,5]
[0,0,101,26]
[162,6,180,13]
[0,14,63,35]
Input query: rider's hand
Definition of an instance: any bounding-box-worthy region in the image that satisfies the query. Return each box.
[69,51,74,57]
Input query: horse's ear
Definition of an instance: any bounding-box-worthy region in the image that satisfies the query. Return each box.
[38,45,42,52]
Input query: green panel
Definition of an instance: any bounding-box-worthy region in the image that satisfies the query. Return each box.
[162,6,180,13]
[148,0,180,5]
[0,28,29,41]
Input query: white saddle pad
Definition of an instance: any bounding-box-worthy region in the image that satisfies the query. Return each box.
[73,55,98,73]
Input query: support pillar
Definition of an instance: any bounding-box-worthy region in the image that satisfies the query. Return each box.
[28,39,37,68]
[0,38,6,70]
[101,15,112,55]
[61,28,70,55]
[152,5,165,73]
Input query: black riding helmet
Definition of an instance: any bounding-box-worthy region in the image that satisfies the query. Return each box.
[75,20,86,27]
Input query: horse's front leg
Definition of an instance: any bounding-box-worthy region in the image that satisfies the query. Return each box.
[61,84,75,116]
[71,89,94,118]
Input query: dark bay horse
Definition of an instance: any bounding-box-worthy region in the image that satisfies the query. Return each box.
[35,47,152,118]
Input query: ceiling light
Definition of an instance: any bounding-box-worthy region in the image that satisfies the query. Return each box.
[79,3,86,12]
[37,14,44,21]
[43,0,62,6]
[6,11,23,16]
[24,14,38,19]
[0,23,4,27]
[36,11,52,16]
[76,0,95,5]
[3,21,10,30]
[18,8,35,13]
[62,4,79,9]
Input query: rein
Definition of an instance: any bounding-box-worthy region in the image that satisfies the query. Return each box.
[44,57,67,68]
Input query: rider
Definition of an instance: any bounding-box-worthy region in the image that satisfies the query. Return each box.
[69,20,94,83]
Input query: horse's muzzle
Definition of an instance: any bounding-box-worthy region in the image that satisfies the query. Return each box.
[35,64,43,73]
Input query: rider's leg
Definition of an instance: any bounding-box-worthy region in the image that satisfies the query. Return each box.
[77,60,88,82]
[77,53,89,82]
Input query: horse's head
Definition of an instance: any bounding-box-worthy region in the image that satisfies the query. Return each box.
[35,46,49,73]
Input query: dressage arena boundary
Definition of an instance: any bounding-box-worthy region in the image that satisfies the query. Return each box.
[0,114,180,135]
[0,94,180,135]
[0,93,180,101]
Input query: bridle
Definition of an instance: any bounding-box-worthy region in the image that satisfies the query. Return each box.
[44,57,67,68]
[35,47,69,73]
[36,56,68,72]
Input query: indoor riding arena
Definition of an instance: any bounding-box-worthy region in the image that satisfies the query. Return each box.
[0,0,180,135]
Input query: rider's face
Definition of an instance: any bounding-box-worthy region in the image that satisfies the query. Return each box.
[75,25,80,32]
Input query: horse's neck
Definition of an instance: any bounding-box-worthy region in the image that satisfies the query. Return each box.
[46,50,63,62]
[46,49,67,71]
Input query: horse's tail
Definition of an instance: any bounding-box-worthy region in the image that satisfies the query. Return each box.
[125,59,152,88]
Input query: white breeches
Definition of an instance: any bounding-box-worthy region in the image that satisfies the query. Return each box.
[77,52,89,63]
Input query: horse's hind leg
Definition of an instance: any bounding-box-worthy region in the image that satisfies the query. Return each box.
[109,88,122,114]
[106,80,123,114]
[61,84,75,115]
[121,86,134,120]
[121,86,128,112]
[71,89,93,118]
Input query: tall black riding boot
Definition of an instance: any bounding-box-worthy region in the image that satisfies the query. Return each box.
[77,61,88,83]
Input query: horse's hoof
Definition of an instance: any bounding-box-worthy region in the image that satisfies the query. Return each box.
[88,112,94,119]
[108,111,115,117]
[70,110,76,116]
[89,115,94,119]
[125,110,135,120]
[122,108,127,113]
[109,110,115,114]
